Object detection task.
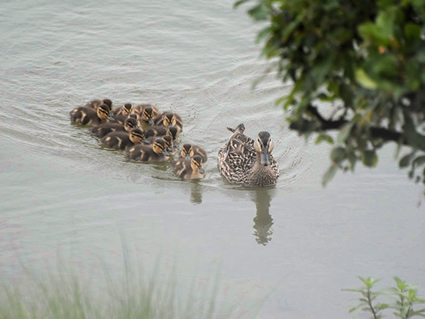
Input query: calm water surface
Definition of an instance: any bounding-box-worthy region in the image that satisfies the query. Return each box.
[1,1,425,318]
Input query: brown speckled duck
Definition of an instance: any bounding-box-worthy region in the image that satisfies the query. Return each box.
[217,123,279,187]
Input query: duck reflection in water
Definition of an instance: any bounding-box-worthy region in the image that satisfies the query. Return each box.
[189,180,203,204]
[250,188,275,246]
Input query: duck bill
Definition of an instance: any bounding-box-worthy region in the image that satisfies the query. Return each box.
[260,149,270,166]
[162,149,169,156]
[198,167,205,174]
[107,113,115,121]
[142,137,149,144]
[147,117,154,125]
[167,147,174,153]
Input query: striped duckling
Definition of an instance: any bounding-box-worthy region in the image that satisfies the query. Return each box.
[153,112,183,132]
[85,99,113,112]
[172,154,205,180]
[180,143,207,162]
[124,138,170,163]
[112,103,134,123]
[90,117,138,138]
[145,125,179,148]
[70,103,111,126]
[133,104,160,126]
[147,135,175,156]
[101,128,147,150]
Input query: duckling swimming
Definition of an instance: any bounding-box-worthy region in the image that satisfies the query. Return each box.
[172,155,205,180]
[217,123,279,187]
[180,144,207,162]
[153,112,183,132]
[101,128,147,150]
[133,104,160,126]
[70,103,111,126]
[145,125,179,147]
[91,117,138,138]
[85,99,113,112]
[113,103,134,117]
[147,135,175,155]
[124,138,170,163]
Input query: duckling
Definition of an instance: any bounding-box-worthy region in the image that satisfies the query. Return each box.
[70,103,111,126]
[133,104,160,126]
[145,125,179,147]
[147,135,175,155]
[91,117,138,138]
[112,103,135,124]
[124,138,170,163]
[113,103,134,117]
[84,99,113,112]
[217,123,280,187]
[153,112,183,132]
[172,155,205,180]
[180,143,207,162]
[101,128,147,150]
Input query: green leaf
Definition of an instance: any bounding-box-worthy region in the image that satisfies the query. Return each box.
[322,164,338,187]
[331,147,347,164]
[404,23,421,42]
[337,122,353,144]
[247,3,269,21]
[412,156,425,170]
[234,0,250,9]
[315,134,334,145]
[362,150,378,167]
[355,69,377,89]
[256,26,272,43]
[399,151,416,168]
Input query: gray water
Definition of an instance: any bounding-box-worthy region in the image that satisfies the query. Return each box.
[1,1,424,318]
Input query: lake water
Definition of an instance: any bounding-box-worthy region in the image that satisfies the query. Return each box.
[1,1,425,318]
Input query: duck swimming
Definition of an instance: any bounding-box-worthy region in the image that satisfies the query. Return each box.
[180,144,207,162]
[124,138,170,163]
[101,128,147,150]
[153,112,183,132]
[85,99,113,112]
[217,123,279,187]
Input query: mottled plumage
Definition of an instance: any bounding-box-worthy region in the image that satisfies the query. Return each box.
[172,155,205,180]
[217,123,279,187]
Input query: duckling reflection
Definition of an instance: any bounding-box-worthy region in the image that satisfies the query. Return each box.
[249,188,275,246]
[189,180,203,204]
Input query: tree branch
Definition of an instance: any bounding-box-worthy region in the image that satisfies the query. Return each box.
[289,104,414,148]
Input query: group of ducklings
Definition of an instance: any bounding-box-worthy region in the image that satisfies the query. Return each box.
[70,98,280,186]
[70,98,207,180]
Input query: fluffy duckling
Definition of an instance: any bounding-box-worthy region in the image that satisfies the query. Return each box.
[124,138,170,163]
[90,117,138,138]
[101,128,147,150]
[113,103,134,124]
[113,103,134,116]
[70,103,111,126]
[145,125,179,147]
[180,143,207,162]
[85,99,113,112]
[172,155,205,180]
[133,104,160,126]
[153,112,183,132]
[147,135,175,155]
